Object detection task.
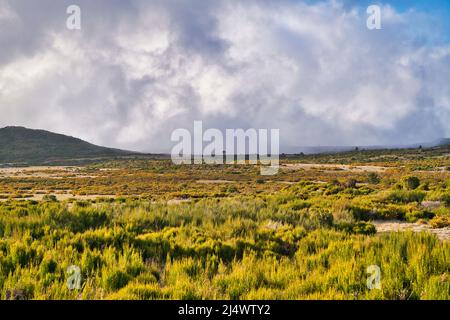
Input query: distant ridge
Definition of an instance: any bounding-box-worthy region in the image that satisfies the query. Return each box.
[288,138,450,155]
[437,138,450,146]
[0,126,138,165]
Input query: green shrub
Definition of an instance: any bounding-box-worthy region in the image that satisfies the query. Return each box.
[39,256,58,275]
[367,173,380,184]
[13,208,29,217]
[402,176,420,190]
[348,205,373,221]
[441,194,450,206]
[372,204,406,220]
[309,209,333,228]
[335,221,376,235]
[108,283,162,300]
[405,210,434,223]
[282,200,311,211]
[42,194,57,202]
[103,270,132,291]
[386,190,426,204]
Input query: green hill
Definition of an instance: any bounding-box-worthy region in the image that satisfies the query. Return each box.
[0,126,137,165]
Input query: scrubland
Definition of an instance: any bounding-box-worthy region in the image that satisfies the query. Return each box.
[0,148,449,300]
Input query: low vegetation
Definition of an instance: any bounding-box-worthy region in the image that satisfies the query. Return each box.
[0,196,448,300]
[0,146,449,300]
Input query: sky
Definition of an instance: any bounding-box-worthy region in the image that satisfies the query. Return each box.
[0,0,450,152]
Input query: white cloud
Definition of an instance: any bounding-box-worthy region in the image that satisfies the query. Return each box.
[0,0,449,152]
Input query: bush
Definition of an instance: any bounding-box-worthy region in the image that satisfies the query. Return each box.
[103,270,132,291]
[372,204,406,220]
[39,256,58,275]
[344,179,357,188]
[386,190,426,204]
[335,222,376,235]
[282,200,311,211]
[405,210,434,223]
[309,209,333,228]
[348,205,373,221]
[402,176,420,190]
[107,283,162,300]
[441,194,450,206]
[42,194,57,202]
[367,172,380,184]
[429,216,450,229]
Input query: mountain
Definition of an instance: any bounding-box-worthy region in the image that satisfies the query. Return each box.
[0,126,138,165]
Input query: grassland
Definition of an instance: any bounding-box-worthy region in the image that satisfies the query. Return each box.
[0,147,449,300]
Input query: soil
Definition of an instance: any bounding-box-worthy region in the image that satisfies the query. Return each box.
[373,220,450,241]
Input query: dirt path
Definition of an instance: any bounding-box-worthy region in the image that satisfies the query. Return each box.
[0,166,84,178]
[196,180,235,184]
[0,194,116,202]
[373,220,450,241]
[167,199,192,205]
[282,163,388,172]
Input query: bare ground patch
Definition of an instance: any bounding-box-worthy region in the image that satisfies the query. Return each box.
[196,180,236,184]
[0,166,91,179]
[167,199,192,205]
[373,220,450,241]
[282,163,388,172]
[0,194,116,201]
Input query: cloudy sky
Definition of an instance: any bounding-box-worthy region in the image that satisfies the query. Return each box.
[1,0,449,152]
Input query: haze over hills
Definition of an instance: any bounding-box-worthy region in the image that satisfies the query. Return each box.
[290,138,450,155]
[0,126,449,166]
[0,126,139,165]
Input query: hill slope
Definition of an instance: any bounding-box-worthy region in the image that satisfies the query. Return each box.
[0,126,136,165]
